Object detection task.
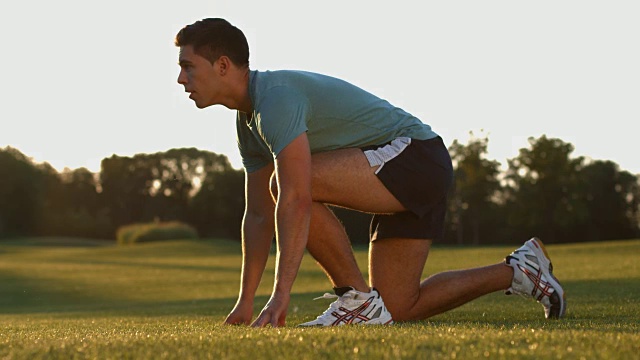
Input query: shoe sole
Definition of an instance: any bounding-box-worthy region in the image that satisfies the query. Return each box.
[296,318,393,327]
[526,237,567,319]
[362,312,394,325]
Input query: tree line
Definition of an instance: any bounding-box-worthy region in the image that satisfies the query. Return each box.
[0,147,243,240]
[1,134,638,244]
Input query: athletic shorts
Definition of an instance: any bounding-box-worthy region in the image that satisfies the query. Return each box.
[360,136,453,241]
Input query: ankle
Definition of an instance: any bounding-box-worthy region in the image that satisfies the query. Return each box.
[501,262,515,289]
[334,285,370,293]
[354,286,372,293]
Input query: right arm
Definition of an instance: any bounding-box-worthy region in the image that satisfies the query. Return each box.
[224,163,276,325]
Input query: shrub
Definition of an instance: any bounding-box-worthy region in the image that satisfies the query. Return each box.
[116,223,146,245]
[116,221,198,245]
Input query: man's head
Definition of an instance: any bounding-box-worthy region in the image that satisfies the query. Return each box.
[175,18,249,67]
[175,18,250,109]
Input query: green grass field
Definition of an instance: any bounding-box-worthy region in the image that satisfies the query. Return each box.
[1,237,638,359]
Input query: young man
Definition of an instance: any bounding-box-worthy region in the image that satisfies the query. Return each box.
[175,18,566,327]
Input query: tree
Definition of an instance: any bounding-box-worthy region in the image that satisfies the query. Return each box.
[447,133,502,245]
[99,148,243,237]
[579,160,640,241]
[0,147,42,237]
[99,154,156,232]
[504,135,587,243]
[189,168,244,238]
[34,162,65,236]
[154,148,236,223]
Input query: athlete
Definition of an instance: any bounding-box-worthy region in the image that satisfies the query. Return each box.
[175,18,566,327]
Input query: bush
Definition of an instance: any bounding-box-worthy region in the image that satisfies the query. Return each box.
[116,223,146,245]
[116,221,198,245]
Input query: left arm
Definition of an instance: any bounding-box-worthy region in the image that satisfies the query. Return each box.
[251,132,312,327]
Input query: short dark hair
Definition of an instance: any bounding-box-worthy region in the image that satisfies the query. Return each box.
[175,18,249,67]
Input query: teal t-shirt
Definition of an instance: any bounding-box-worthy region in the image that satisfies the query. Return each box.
[236,70,438,172]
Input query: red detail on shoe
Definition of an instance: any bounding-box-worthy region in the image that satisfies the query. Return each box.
[330,297,375,325]
[518,264,553,299]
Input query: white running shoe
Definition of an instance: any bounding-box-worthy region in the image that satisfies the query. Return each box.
[505,237,567,319]
[298,287,394,326]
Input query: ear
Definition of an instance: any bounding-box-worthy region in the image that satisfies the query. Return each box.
[217,56,231,76]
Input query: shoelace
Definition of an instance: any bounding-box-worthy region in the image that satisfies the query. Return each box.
[313,293,339,301]
[310,292,357,320]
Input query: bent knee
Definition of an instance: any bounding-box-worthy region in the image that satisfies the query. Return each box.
[387,306,421,322]
[380,292,422,322]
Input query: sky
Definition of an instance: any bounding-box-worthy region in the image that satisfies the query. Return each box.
[1,1,639,175]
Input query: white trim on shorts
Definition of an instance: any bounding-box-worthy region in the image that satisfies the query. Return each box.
[363,137,412,174]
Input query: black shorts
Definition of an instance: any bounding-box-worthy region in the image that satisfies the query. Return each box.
[360,136,453,241]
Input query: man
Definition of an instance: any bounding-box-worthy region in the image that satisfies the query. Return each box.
[175,18,566,327]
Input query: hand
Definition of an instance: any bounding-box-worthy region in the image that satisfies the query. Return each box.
[223,299,254,325]
[251,293,290,327]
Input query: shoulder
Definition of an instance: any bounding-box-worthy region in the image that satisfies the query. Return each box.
[252,71,312,112]
[252,69,346,95]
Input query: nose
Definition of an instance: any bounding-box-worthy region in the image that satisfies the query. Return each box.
[177,69,187,85]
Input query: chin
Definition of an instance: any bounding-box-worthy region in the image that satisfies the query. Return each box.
[194,100,211,109]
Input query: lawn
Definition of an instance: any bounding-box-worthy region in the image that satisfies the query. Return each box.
[0,237,638,359]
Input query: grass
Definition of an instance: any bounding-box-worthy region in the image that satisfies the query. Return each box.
[0,237,638,359]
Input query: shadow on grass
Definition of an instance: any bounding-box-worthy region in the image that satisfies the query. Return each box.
[0,266,313,320]
[107,238,243,257]
[0,237,243,255]
[52,258,241,274]
[422,276,640,329]
[1,270,638,325]
[0,237,113,247]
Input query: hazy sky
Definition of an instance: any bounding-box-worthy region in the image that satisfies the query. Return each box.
[1,1,639,174]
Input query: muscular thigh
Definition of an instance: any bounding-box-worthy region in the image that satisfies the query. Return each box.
[310,148,405,213]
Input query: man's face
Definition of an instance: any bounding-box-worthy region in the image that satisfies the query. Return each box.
[177,45,220,108]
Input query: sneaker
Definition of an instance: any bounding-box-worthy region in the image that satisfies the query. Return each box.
[298,287,394,326]
[505,237,567,319]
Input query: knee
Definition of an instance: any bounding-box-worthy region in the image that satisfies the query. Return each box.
[386,303,418,322]
[378,290,421,322]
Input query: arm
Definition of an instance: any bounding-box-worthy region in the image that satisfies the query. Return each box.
[224,163,275,325]
[252,132,312,327]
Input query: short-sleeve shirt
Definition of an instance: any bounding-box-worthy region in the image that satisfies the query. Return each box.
[236,70,438,172]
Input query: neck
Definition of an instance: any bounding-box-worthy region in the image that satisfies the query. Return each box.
[236,68,252,113]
